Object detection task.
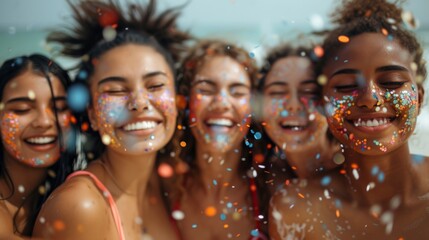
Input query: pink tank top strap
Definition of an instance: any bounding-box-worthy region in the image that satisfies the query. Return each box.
[67,171,126,240]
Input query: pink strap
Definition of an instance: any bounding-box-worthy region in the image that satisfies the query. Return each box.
[67,171,126,240]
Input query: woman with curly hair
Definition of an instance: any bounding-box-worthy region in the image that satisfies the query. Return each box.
[258,44,340,192]
[165,40,268,239]
[269,0,428,239]
[33,0,190,239]
[0,54,76,239]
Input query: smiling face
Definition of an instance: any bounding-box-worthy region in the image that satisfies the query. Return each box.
[1,70,70,168]
[88,44,177,156]
[262,56,322,149]
[188,55,251,153]
[323,33,422,155]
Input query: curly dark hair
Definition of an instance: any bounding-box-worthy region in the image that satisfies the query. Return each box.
[0,54,77,235]
[47,0,192,163]
[318,0,427,83]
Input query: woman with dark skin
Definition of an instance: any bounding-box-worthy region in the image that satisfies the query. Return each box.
[167,40,268,239]
[259,45,340,193]
[269,0,429,239]
[0,54,75,239]
[32,0,190,239]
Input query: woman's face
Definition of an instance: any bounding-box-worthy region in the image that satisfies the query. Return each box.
[188,55,252,153]
[1,70,70,167]
[322,33,422,155]
[262,56,322,150]
[88,44,177,155]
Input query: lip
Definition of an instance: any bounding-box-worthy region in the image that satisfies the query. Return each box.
[23,135,58,152]
[119,117,163,136]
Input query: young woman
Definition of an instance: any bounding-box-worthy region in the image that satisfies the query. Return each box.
[269,0,428,239]
[167,40,268,239]
[259,44,340,192]
[0,54,75,239]
[32,0,190,239]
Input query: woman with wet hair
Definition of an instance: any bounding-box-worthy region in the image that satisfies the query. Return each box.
[165,39,268,240]
[0,54,76,239]
[258,44,340,192]
[269,0,429,239]
[33,0,190,239]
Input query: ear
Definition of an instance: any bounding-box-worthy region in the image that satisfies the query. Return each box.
[87,106,99,131]
[417,84,425,115]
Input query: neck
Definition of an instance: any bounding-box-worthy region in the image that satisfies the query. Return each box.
[0,154,47,207]
[342,143,421,207]
[101,148,156,198]
[194,144,244,197]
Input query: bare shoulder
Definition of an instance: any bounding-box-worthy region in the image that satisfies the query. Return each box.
[269,178,340,240]
[32,174,114,240]
[0,203,15,239]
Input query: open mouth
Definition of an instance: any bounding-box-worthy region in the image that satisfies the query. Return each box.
[24,136,57,145]
[205,118,235,128]
[350,117,395,127]
[122,120,160,131]
[279,120,308,131]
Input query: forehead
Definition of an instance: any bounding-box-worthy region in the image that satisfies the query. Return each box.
[2,70,64,101]
[265,56,313,85]
[195,55,250,86]
[324,33,413,75]
[91,44,173,81]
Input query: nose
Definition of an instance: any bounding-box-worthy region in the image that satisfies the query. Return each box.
[127,91,152,112]
[284,91,304,112]
[32,107,54,129]
[209,91,232,112]
[356,81,384,109]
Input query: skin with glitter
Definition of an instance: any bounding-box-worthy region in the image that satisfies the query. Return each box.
[269,31,429,240]
[189,55,251,153]
[1,71,69,167]
[89,44,177,155]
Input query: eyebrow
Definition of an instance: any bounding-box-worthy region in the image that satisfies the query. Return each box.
[230,83,250,89]
[5,96,66,104]
[330,68,360,78]
[264,81,288,90]
[376,65,409,73]
[97,71,168,86]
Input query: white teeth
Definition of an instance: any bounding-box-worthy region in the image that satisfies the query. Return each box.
[26,137,55,144]
[123,121,157,131]
[206,118,233,127]
[280,121,305,128]
[353,118,390,127]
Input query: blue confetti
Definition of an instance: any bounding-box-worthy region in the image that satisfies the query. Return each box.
[220,213,226,221]
[320,176,331,186]
[254,132,262,140]
[67,83,90,112]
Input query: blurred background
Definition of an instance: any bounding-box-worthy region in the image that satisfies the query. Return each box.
[1,0,428,155]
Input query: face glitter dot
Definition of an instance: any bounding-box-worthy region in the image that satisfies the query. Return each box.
[101,134,112,145]
[172,210,185,220]
[28,90,36,100]
[205,206,217,217]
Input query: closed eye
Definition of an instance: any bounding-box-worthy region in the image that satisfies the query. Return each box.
[335,84,358,92]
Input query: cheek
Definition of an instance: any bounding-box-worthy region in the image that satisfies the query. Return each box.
[188,93,204,122]
[95,94,129,124]
[325,93,357,125]
[265,98,288,119]
[386,86,419,127]
[238,97,251,115]
[149,90,177,117]
[1,113,22,152]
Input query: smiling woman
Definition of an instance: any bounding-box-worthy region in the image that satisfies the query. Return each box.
[269,0,429,239]
[31,0,190,239]
[163,39,269,240]
[0,54,76,239]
